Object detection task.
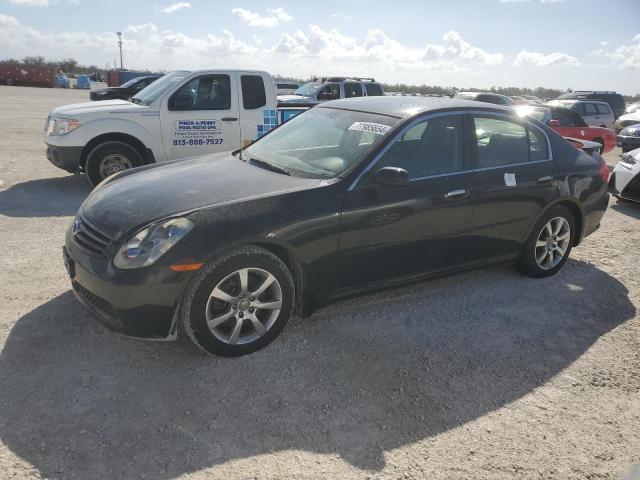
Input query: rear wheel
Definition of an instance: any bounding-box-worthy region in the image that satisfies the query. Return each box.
[181,246,295,357]
[85,141,143,187]
[516,205,575,278]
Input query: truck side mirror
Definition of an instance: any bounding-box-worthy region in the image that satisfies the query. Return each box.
[170,95,193,110]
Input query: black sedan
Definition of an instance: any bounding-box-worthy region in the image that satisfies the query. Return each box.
[64,97,609,356]
[89,75,160,101]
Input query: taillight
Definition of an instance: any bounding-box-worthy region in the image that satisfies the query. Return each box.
[599,156,610,183]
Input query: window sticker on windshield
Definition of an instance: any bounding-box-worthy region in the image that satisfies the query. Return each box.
[348,122,391,135]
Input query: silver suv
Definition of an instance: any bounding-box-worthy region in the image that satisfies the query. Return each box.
[546,99,615,130]
[278,77,384,105]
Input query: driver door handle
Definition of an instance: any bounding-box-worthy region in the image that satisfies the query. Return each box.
[445,189,468,200]
[221,117,238,122]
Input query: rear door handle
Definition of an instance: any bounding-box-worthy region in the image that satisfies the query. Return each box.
[221,117,238,122]
[445,189,468,199]
[537,176,553,184]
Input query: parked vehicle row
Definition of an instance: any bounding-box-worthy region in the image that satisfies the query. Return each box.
[278,77,384,105]
[90,75,160,101]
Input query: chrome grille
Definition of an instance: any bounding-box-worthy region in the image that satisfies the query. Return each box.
[72,217,112,256]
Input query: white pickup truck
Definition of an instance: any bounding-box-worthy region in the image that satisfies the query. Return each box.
[44,70,307,186]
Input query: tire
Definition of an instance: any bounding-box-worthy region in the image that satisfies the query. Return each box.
[516,205,575,278]
[181,246,295,357]
[85,141,143,187]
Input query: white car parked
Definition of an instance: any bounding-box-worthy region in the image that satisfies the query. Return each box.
[609,148,640,202]
[546,99,615,130]
[44,70,308,186]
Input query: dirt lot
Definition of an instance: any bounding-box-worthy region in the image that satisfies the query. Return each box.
[0,85,638,480]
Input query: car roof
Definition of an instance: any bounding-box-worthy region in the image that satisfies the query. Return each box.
[549,99,609,105]
[317,96,513,119]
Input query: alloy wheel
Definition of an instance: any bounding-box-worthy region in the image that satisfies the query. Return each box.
[535,216,571,270]
[205,268,282,345]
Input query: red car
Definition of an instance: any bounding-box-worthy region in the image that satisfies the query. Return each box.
[547,107,616,153]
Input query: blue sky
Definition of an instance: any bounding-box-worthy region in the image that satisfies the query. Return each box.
[1,0,639,94]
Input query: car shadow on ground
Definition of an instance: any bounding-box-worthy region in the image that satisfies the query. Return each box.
[0,260,634,479]
[0,175,90,217]
[611,198,640,220]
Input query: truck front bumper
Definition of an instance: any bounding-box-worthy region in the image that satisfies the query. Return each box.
[46,143,83,173]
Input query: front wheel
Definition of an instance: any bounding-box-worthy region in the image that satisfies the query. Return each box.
[516,205,575,278]
[85,141,143,187]
[181,246,295,357]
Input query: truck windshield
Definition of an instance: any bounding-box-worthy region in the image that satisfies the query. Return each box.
[293,82,322,97]
[132,71,190,105]
[242,107,399,179]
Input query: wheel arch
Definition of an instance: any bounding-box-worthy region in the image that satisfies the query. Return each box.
[80,133,155,171]
[525,198,585,247]
[250,241,309,317]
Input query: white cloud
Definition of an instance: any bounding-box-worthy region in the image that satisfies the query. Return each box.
[514,50,580,67]
[231,7,292,28]
[8,0,49,5]
[160,2,191,14]
[606,33,640,70]
[331,13,354,22]
[598,40,609,47]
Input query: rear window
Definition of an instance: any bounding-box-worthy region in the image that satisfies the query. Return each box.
[366,83,383,96]
[241,75,266,110]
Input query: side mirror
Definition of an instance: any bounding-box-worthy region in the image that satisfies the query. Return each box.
[374,166,410,187]
[548,119,561,127]
[170,94,193,110]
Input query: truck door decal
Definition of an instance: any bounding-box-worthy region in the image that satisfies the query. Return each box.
[172,119,223,146]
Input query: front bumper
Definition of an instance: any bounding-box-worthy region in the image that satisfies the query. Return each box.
[46,143,83,173]
[616,135,640,152]
[64,233,189,339]
[608,163,640,201]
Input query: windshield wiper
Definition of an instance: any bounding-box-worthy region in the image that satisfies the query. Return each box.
[130,97,142,105]
[248,158,291,176]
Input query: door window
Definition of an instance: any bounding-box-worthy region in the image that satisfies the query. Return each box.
[528,126,549,162]
[596,103,610,115]
[317,84,340,100]
[474,116,528,167]
[583,103,599,116]
[551,110,576,126]
[241,75,266,109]
[374,115,464,179]
[344,83,363,98]
[170,74,231,111]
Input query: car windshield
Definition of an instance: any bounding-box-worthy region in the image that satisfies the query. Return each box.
[242,107,399,179]
[514,105,551,123]
[131,71,189,105]
[120,77,146,88]
[293,82,322,97]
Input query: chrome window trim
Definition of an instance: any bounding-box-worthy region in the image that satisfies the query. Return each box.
[347,109,554,190]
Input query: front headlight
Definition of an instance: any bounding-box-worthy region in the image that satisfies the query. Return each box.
[48,117,80,136]
[114,217,194,269]
[620,127,640,137]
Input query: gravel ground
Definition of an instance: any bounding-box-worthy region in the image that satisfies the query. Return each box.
[0,85,639,480]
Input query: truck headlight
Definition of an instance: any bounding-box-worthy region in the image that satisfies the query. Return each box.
[114,217,194,269]
[48,117,80,136]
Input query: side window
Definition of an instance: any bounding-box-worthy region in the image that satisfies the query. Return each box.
[170,75,231,111]
[374,115,464,179]
[583,103,599,116]
[474,116,528,168]
[241,75,266,110]
[528,126,549,161]
[344,83,363,98]
[596,103,610,115]
[317,84,340,100]
[551,111,575,127]
[572,103,585,116]
[366,83,383,96]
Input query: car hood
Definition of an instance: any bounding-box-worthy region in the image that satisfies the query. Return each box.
[619,112,640,123]
[80,152,329,240]
[50,99,142,117]
[278,95,316,104]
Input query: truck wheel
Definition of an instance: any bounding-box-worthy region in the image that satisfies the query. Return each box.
[85,141,143,187]
[181,246,295,357]
[516,205,575,278]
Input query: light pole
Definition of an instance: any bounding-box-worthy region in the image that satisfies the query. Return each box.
[116,32,123,70]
